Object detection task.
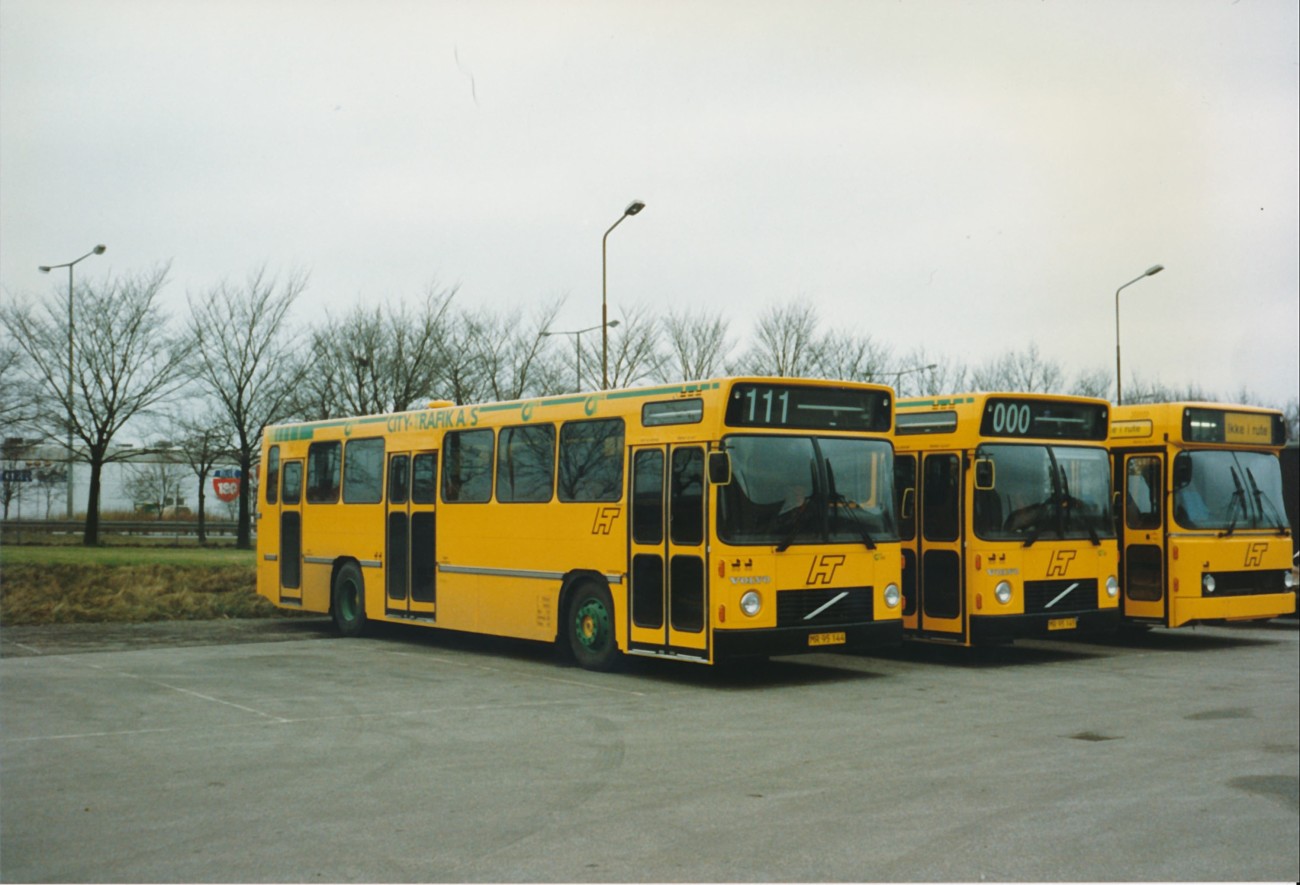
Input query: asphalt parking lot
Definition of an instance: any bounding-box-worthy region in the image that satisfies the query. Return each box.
[2,616,1297,883]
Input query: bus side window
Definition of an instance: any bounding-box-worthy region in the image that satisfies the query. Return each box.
[895,455,917,541]
[558,418,625,502]
[1126,456,1162,530]
[443,430,494,503]
[306,441,341,504]
[343,438,384,504]
[266,446,280,505]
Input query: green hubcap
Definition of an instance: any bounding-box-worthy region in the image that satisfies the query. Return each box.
[339,582,359,620]
[574,598,611,651]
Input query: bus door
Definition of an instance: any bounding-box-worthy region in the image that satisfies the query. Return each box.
[1119,452,1166,621]
[917,452,964,639]
[385,451,438,620]
[628,445,708,659]
[278,460,304,604]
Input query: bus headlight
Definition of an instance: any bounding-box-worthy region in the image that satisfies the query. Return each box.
[1284,570,1297,590]
[884,583,901,609]
[740,591,762,617]
[1106,575,1120,598]
[994,581,1012,605]
[1202,574,1216,594]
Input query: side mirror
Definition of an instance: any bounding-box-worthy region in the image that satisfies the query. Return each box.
[974,458,995,491]
[708,451,731,486]
[1172,452,1193,490]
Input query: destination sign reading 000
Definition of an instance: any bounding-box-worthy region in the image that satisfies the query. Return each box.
[978,397,1109,441]
[725,383,891,432]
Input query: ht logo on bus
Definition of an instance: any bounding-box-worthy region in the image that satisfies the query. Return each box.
[1243,543,1268,568]
[807,554,846,585]
[1047,550,1076,577]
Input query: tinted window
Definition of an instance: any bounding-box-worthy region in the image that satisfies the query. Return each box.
[497,424,555,503]
[265,446,280,505]
[413,453,438,504]
[343,438,384,504]
[442,430,493,503]
[282,461,302,505]
[559,419,624,502]
[306,441,341,504]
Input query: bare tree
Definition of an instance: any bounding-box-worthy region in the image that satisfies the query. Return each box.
[971,343,1065,393]
[735,301,821,377]
[1069,367,1113,400]
[603,302,667,389]
[892,348,968,397]
[1,264,187,544]
[814,330,893,383]
[297,283,459,418]
[468,296,565,401]
[187,267,309,549]
[123,456,189,519]
[175,412,236,544]
[660,308,733,381]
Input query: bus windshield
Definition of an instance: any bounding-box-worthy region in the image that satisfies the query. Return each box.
[717,435,898,547]
[1172,450,1289,532]
[973,444,1114,543]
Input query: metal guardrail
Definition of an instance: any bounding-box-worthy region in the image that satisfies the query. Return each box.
[0,520,244,543]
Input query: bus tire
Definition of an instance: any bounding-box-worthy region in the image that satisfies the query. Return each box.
[565,581,621,672]
[332,561,368,638]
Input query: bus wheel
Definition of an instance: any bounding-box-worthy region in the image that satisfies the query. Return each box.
[332,562,368,638]
[566,582,620,672]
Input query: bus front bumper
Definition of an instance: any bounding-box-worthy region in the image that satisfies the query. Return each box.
[714,620,903,659]
[970,608,1121,645]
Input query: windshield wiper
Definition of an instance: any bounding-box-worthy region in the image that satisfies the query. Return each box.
[1243,466,1288,533]
[826,460,876,550]
[775,460,820,553]
[1219,467,1246,538]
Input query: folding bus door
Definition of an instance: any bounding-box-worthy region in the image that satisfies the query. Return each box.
[628,445,708,659]
[918,452,964,639]
[278,460,303,604]
[385,451,438,620]
[1119,452,1166,622]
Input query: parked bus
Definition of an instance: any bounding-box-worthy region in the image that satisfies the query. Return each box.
[1109,402,1296,627]
[256,377,904,670]
[892,393,1121,645]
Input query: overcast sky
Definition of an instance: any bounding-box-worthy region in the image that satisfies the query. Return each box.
[2,0,1297,407]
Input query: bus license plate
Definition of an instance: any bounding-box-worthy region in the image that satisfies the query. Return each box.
[1047,617,1077,631]
[809,631,846,647]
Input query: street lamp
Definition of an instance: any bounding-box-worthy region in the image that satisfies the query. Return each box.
[602,200,645,390]
[39,244,106,519]
[889,363,938,387]
[1114,264,1164,405]
[540,320,620,393]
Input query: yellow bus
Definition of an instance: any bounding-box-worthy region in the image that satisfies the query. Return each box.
[256,377,904,670]
[1109,402,1296,627]
[893,393,1121,645]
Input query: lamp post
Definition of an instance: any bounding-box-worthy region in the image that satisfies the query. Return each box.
[889,363,938,391]
[540,321,620,393]
[602,200,644,390]
[1114,264,1164,405]
[39,244,106,519]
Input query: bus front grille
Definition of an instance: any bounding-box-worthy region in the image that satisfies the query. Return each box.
[776,586,874,628]
[1204,569,1290,597]
[1024,579,1100,614]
